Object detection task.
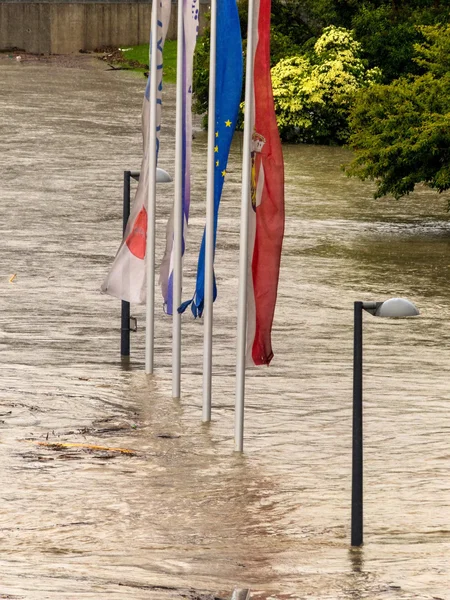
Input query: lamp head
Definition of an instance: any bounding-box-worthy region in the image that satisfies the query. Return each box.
[156,168,172,183]
[131,168,172,183]
[362,298,419,318]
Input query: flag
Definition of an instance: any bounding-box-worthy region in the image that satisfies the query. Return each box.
[101,0,172,304]
[246,0,285,365]
[160,0,200,315]
[180,0,243,318]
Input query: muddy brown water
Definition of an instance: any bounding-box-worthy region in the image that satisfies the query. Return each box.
[0,55,449,599]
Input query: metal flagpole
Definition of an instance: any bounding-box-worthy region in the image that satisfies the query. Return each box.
[202,0,217,421]
[172,0,184,398]
[235,0,255,452]
[145,0,159,375]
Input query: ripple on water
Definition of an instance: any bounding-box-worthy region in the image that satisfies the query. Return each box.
[0,58,449,600]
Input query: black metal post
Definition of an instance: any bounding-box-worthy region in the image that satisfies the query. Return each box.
[352,301,363,546]
[120,171,131,358]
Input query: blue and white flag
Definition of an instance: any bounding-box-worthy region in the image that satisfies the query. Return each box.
[180,0,243,317]
[101,0,171,304]
[160,0,200,315]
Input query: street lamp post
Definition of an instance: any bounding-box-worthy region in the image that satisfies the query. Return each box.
[351,298,419,547]
[120,168,172,360]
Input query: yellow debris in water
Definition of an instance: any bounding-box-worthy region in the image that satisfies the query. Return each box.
[9,274,17,283]
[25,440,137,455]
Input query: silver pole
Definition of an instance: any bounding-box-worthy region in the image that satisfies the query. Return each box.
[145,0,159,375]
[234,0,255,452]
[172,0,184,398]
[202,0,217,422]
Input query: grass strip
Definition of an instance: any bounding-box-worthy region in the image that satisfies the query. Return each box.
[117,40,177,83]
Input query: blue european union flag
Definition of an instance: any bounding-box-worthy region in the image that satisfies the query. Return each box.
[179,0,243,318]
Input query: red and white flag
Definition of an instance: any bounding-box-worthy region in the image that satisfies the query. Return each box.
[101,0,171,304]
[246,0,285,365]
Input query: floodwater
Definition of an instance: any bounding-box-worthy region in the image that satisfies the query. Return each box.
[0,55,449,600]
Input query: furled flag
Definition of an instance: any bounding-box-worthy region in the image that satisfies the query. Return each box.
[180,0,243,318]
[160,0,200,315]
[101,0,172,304]
[246,0,285,365]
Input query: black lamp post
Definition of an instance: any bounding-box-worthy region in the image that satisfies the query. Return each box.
[351,298,419,547]
[120,168,172,359]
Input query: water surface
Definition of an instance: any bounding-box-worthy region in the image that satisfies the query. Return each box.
[0,55,449,599]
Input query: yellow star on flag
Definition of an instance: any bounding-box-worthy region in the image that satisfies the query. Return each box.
[221,169,226,177]
[216,160,219,167]
[225,120,232,127]
[215,131,219,138]
[214,145,219,153]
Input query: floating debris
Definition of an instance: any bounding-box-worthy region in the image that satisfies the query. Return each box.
[23,440,138,455]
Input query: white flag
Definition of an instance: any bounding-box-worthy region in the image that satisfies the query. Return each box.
[159,0,200,315]
[101,0,172,304]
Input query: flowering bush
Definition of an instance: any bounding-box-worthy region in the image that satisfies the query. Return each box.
[271,26,381,144]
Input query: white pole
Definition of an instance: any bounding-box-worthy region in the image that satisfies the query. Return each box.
[202,0,217,422]
[145,0,159,375]
[172,0,184,398]
[235,0,255,452]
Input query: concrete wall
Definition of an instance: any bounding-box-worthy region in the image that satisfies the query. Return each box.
[0,1,209,54]
[1,3,51,53]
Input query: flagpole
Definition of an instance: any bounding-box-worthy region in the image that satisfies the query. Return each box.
[145,0,159,375]
[202,0,217,422]
[172,0,184,398]
[235,0,255,452]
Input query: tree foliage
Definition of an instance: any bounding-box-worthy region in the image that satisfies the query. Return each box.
[271,27,381,144]
[345,25,450,199]
[351,5,422,83]
[192,24,210,125]
[192,0,450,148]
[279,1,449,83]
[192,0,304,125]
[414,24,450,76]
[237,0,316,49]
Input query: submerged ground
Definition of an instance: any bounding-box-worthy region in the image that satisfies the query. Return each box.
[0,53,449,599]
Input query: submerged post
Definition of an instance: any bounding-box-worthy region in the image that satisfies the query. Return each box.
[234,0,255,452]
[351,297,419,546]
[202,0,218,421]
[352,301,364,546]
[172,0,184,399]
[120,170,169,360]
[145,0,159,375]
[121,170,131,358]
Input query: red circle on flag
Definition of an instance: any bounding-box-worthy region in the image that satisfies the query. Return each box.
[126,207,147,260]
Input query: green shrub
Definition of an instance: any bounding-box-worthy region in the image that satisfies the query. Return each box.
[192,0,305,126]
[271,26,381,144]
[345,25,450,199]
